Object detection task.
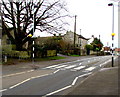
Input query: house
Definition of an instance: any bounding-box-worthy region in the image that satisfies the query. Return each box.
[62,31,89,55]
[114,48,120,56]
[103,46,111,52]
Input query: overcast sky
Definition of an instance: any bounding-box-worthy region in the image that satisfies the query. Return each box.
[64,0,119,48]
[38,0,118,47]
[38,0,119,47]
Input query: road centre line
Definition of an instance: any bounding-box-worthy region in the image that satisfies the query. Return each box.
[2,70,34,78]
[1,69,60,92]
[9,78,31,89]
[0,89,7,92]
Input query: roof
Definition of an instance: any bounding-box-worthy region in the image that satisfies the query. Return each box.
[61,31,89,40]
[115,48,120,52]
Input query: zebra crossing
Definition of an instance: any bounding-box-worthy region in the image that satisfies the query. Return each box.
[42,63,97,72]
[42,56,112,72]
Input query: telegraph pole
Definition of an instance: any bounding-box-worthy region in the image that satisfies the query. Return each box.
[80,29,81,55]
[74,15,77,54]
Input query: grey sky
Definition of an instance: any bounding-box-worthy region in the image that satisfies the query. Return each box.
[64,0,119,48]
[38,0,119,48]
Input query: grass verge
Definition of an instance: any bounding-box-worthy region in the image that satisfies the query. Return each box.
[2,56,66,65]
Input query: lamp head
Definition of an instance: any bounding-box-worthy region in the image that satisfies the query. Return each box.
[108,3,113,6]
[28,34,32,37]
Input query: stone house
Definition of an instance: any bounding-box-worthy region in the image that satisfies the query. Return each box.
[62,31,89,55]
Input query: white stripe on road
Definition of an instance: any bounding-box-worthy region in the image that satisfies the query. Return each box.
[73,66,85,70]
[9,78,31,89]
[4,70,59,90]
[72,72,92,86]
[53,69,60,74]
[78,72,92,78]
[0,89,7,92]
[64,65,76,69]
[45,65,59,68]
[45,72,92,96]
[55,65,67,69]
[2,70,34,78]
[72,77,79,86]
[45,85,72,96]
[85,67,96,71]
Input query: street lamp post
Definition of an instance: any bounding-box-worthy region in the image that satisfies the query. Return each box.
[108,3,115,67]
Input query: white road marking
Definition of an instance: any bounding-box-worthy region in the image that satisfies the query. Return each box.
[85,67,96,71]
[72,77,79,86]
[30,74,50,79]
[88,60,90,62]
[53,69,60,74]
[79,63,82,65]
[100,59,111,67]
[2,70,34,78]
[44,72,92,96]
[72,72,92,86]
[9,78,31,89]
[64,65,76,69]
[45,85,72,96]
[78,72,92,78]
[55,65,67,69]
[7,70,60,90]
[73,66,85,70]
[0,89,7,92]
[45,65,59,68]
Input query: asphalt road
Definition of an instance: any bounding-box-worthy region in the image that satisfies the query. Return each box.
[2,56,117,96]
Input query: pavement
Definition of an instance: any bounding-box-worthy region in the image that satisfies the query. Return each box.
[63,56,119,96]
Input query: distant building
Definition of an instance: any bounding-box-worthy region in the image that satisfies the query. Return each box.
[114,48,120,55]
[103,46,111,52]
[62,31,89,49]
[87,35,94,44]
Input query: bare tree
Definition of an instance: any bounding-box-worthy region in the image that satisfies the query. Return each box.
[1,0,69,50]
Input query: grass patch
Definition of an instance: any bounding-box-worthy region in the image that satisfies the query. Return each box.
[2,56,66,65]
[69,55,80,57]
[35,56,65,61]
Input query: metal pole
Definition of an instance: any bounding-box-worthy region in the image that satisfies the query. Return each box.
[80,29,81,55]
[74,15,77,54]
[111,4,114,67]
[32,2,35,69]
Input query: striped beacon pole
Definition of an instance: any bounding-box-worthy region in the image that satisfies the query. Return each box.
[27,34,36,69]
[108,3,115,67]
[111,33,115,67]
[32,39,35,64]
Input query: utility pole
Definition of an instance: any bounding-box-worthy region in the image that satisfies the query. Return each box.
[80,29,81,55]
[74,15,77,54]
